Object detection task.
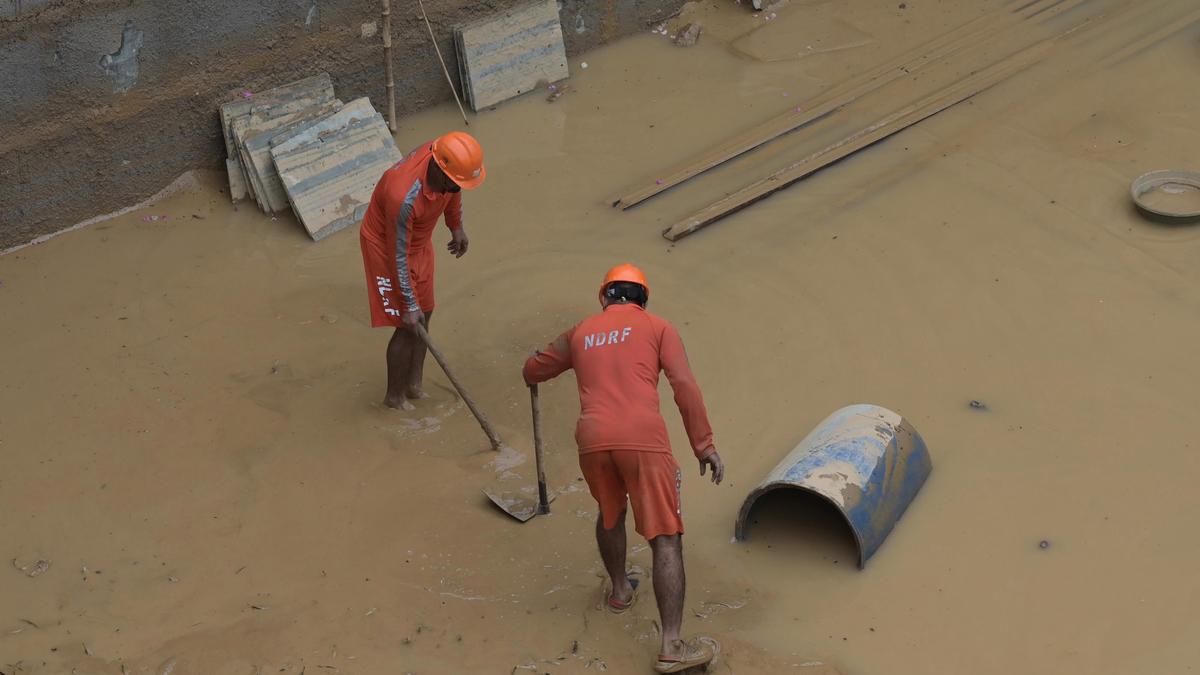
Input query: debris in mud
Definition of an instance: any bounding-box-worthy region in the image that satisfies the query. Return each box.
[968,399,988,411]
[83,642,93,656]
[546,83,572,102]
[693,598,747,619]
[673,22,702,47]
[158,657,178,675]
[12,558,50,578]
[142,215,169,222]
[1039,540,1051,549]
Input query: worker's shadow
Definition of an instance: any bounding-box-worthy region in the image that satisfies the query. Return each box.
[740,489,860,566]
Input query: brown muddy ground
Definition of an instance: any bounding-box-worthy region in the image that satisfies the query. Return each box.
[4,1,1200,673]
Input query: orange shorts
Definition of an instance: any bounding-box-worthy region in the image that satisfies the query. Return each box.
[579,450,683,541]
[360,232,435,327]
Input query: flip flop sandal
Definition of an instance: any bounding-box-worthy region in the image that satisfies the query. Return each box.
[604,576,640,614]
[654,637,715,673]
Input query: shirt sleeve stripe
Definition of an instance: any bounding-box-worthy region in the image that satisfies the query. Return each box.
[395,179,422,313]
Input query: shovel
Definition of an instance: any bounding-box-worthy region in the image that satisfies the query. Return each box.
[483,384,552,522]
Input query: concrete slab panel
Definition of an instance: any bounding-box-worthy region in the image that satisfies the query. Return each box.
[455,0,568,111]
[219,72,334,159]
[273,114,401,241]
[241,100,343,213]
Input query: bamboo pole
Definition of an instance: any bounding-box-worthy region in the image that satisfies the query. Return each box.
[382,0,397,133]
[417,0,471,127]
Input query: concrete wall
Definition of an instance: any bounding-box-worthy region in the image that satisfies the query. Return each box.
[0,0,682,249]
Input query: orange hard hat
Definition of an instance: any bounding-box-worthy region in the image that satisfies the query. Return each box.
[600,263,649,299]
[431,131,486,190]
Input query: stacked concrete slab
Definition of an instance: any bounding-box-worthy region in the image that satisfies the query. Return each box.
[455,0,569,111]
[219,73,402,241]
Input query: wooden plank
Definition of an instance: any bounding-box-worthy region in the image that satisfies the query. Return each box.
[662,39,1055,242]
[1103,3,1200,66]
[454,0,568,111]
[612,0,1088,209]
[219,73,334,158]
[273,115,402,241]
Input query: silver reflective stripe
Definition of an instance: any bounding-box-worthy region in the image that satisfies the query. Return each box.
[395,179,422,312]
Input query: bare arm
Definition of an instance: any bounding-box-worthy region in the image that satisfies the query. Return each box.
[445,192,468,258]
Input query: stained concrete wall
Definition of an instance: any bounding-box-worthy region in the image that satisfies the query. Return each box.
[0,0,682,249]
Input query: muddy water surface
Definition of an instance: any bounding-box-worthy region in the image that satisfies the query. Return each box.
[3,1,1200,674]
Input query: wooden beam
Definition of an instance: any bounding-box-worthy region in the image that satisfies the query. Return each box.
[612,0,1090,210]
[1102,3,1200,66]
[661,40,1055,242]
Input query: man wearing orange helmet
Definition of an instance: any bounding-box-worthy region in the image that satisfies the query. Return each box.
[360,131,486,409]
[523,264,723,674]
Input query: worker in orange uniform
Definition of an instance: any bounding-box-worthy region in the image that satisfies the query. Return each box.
[359,131,485,409]
[523,264,723,674]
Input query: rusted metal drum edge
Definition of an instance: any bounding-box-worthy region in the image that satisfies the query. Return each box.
[733,404,932,568]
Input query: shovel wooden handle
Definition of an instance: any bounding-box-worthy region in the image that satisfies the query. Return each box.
[531,384,550,515]
[416,324,502,451]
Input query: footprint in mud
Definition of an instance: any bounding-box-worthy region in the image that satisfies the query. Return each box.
[388,384,465,439]
[707,635,838,674]
[487,443,529,472]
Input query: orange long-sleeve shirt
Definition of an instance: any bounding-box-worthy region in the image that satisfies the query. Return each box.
[360,142,463,313]
[523,304,715,458]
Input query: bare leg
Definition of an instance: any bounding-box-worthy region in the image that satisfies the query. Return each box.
[596,511,635,606]
[650,533,685,657]
[383,327,415,410]
[406,310,432,399]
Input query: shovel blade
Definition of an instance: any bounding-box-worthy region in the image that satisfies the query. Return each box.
[483,486,554,523]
